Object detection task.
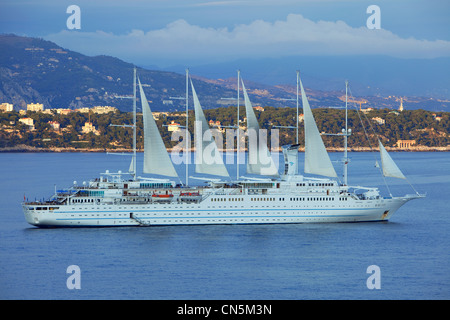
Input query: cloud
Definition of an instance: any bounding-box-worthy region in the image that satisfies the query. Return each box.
[46,14,450,66]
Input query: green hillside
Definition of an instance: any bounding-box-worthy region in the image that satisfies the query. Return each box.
[1,106,448,151]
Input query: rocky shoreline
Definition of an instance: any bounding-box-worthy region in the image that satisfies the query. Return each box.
[1,144,449,153]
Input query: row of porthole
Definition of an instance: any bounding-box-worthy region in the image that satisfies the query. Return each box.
[150,217,334,223]
[211,198,244,202]
[68,209,351,219]
[134,211,330,218]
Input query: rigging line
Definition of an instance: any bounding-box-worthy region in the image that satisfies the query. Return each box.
[357,108,418,195]
[348,87,379,153]
[348,86,393,196]
[348,87,420,196]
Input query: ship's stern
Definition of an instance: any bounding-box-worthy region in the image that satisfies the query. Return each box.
[22,204,39,226]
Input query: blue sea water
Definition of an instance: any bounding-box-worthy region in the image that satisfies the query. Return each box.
[0,152,449,300]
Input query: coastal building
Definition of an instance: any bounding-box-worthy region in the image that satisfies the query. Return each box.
[92,106,117,114]
[152,112,169,120]
[19,117,35,130]
[81,122,100,135]
[396,139,416,149]
[48,121,60,131]
[208,120,221,127]
[42,109,54,115]
[399,98,404,112]
[0,103,13,112]
[55,108,72,115]
[167,120,181,132]
[208,120,224,133]
[361,107,375,113]
[27,103,44,112]
[76,107,91,113]
[371,117,385,125]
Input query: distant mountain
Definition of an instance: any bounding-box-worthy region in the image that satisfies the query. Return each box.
[0,34,239,112]
[162,55,450,99]
[1,34,449,112]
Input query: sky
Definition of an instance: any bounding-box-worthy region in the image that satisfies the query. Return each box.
[0,0,450,98]
[1,0,449,69]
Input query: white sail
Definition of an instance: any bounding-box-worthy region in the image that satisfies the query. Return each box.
[139,79,179,178]
[128,156,134,173]
[191,80,230,177]
[241,80,279,177]
[378,140,406,179]
[300,79,337,178]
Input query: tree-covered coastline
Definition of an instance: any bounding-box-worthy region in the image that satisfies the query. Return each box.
[1,106,449,152]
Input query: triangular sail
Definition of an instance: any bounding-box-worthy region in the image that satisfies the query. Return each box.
[139,78,179,178]
[378,140,406,179]
[300,79,337,178]
[241,80,279,177]
[191,80,230,177]
[128,156,134,173]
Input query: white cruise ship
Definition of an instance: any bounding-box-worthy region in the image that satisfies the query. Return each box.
[22,69,424,227]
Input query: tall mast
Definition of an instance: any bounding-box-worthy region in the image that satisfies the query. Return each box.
[276,71,299,145]
[185,68,189,187]
[236,69,240,181]
[343,80,349,186]
[132,67,137,180]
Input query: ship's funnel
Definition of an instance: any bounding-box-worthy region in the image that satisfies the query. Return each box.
[282,144,300,176]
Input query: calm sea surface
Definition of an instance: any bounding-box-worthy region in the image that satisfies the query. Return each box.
[0,152,448,300]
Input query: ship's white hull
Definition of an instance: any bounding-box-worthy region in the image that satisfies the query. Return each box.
[23,196,412,227]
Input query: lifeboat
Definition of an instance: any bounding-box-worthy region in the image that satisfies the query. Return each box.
[179,191,202,202]
[180,192,200,197]
[151,190,173,200]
